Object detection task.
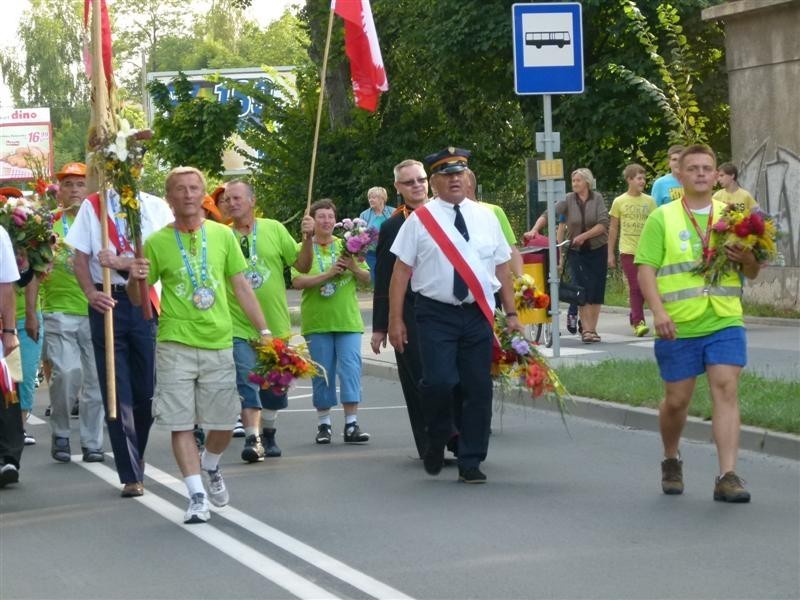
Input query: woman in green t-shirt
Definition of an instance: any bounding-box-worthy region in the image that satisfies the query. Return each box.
[291,200,372,445]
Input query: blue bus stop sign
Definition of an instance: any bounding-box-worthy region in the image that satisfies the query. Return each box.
[512,2,584,95]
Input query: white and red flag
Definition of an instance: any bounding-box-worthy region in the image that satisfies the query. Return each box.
[332,0,389,112]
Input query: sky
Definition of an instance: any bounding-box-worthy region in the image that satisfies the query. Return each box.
[0,0,300,108]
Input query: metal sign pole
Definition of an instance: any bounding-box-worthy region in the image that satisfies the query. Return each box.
[543,94,561,357]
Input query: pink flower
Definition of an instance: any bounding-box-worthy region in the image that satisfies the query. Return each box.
[342,218,354,229]
[713,220,729,233]
[346,236,363,253]
[248,373,266,386]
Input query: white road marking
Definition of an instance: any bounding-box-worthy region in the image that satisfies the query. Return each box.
[629,340,655,348]
[536,347,600,357]
[27,414,45,425]
[77,458,414,600]
[76,459,339,599]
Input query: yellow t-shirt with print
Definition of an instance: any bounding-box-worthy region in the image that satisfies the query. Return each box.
[609,192,657,255]
[712,188,757,212]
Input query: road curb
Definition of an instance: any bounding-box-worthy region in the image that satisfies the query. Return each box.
[362,359,800,462]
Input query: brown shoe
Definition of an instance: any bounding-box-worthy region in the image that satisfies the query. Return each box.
[121,482,144,498]
[714,472,751,503]
[661,458,684,495]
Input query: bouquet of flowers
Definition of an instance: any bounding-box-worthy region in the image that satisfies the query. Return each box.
[513,273,550,312]
[334,217,379,260]
[93,118,151,242]
[0,192,55,273]
[491,312,569,417]
[691,205,777,287]
[248,337,323,395]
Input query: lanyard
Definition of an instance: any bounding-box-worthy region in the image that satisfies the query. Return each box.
[314,241,336,273]
[243,221,258,267]
[61,213,70,237]
[174,225,208,291]
[681,197,714,261]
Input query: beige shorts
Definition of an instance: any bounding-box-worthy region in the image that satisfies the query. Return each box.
[153,341,240,431]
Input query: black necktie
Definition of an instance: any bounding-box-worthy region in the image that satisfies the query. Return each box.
[453,204,469,301]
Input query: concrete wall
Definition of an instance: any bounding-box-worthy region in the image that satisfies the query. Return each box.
[703,0,800,306]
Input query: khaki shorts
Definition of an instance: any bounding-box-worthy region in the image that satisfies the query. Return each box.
[153,341,240,431]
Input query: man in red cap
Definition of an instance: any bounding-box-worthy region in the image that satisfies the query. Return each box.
[40,162,105,463]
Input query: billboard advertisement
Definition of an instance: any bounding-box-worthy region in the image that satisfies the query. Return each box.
[0,107,54,181]
[146,67,293,175]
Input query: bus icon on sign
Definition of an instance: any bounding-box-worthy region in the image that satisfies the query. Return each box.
[525,31,571,48]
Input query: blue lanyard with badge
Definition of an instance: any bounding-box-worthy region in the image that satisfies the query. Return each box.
[242,222,264,289]
[315,242,337,297]
[174,225,215,310]
[60,212,76,272]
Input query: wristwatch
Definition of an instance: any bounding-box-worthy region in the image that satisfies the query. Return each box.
[2,328,18,335]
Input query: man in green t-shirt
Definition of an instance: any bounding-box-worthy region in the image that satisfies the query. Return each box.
[224,179,314,462]
[42,162,105,463]
[128,167,271,525]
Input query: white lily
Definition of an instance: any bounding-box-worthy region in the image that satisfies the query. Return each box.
[109,119,138,162]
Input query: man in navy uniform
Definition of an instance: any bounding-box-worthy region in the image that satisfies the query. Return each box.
[388,148,521,483]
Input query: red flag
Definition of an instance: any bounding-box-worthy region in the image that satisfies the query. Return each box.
[333,0,388,112]
[83,0,114,93]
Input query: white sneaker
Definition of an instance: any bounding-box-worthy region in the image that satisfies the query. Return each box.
[184,492,210,524]
[0,463,20,487]
[23,431,36,445]
[203,468,230,507]
[232,417,245,438]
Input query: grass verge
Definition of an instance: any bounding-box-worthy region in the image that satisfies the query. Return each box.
[555,359,800,435]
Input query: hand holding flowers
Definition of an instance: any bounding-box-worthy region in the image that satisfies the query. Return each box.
[334,217,378,260]
[249,337,324,396]
[691,205,777,286]
[491,312,568,415]
[0,193,55,274]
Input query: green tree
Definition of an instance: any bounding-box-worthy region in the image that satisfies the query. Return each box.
[0,0,90,165]
[148,72,242,175]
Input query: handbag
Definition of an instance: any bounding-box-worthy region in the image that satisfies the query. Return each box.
[559,249,587,306]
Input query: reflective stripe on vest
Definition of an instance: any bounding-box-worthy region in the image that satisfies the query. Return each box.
[655,200,742,321]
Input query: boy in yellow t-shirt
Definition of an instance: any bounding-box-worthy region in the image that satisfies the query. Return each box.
[608,164,657,337]
[712,162,758,211]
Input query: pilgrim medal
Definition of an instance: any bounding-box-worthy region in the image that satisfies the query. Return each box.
[320,282,336,297]
[246,270,264,290]
[192,286,216,310]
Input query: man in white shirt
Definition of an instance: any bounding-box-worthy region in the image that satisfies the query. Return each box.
[66,189,173,497]
[0,224,23,487]
[388,147,521,484]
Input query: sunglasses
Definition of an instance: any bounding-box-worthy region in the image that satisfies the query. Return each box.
[397,177,428,186]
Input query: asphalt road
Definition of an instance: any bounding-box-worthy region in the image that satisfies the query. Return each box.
[2,376,798,600]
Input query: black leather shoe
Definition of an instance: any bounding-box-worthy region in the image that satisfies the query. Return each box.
[423,440,445,476]
[458,466,487,484]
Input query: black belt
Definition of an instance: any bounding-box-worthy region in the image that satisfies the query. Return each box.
[95,283,127,294]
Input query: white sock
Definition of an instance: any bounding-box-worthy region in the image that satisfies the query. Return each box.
[185,474,204,497]
[262,409,278,430]
[345,413,357,426]
[201,450,222,472]
[245,427,259,437]
[318,411,331,426]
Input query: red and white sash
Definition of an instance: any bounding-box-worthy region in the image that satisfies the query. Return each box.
[414,204,495,328]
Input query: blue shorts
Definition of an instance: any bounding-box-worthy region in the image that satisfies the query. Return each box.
[232,338,289,411]
[654,326,747,383]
